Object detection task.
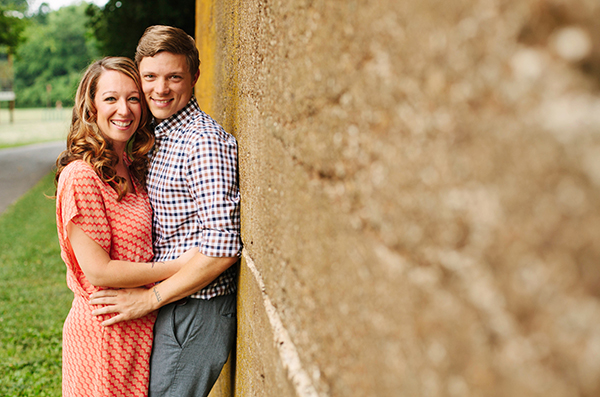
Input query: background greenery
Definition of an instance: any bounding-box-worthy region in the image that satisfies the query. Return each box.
[1,0,195,108]
[86,0,195,58]
[0,1,197,393]
[13,3,99,108]
[0,172,72,396]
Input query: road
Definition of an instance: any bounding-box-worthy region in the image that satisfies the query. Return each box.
[0,141,65,214]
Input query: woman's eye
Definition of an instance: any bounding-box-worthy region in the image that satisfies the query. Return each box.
[128,97,140,103]
[104,96,116,102]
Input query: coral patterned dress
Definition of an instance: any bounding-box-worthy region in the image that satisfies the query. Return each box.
[56,160,156,397]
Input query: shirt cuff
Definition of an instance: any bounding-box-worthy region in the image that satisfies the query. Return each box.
[199,229,242,257]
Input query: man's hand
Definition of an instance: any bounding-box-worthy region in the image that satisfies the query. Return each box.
[89,288,156,326]
[89,252,238,327]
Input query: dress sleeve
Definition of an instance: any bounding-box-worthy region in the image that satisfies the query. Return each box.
[185,133,242,258]
[57,162,111,253]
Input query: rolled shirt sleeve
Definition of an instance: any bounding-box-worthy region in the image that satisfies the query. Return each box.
[186,132,242,258]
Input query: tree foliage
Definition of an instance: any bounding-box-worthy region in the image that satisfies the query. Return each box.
[9,0,196,108]
[0,0,27,9]
[0,0,27,53]
[13,4,99,107]
[86,0,195,58]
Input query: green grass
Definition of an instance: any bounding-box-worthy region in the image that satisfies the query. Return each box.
[0,172,72,396]
[0,107,70,148]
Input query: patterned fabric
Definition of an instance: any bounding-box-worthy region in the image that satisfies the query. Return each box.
[56,160,156,397]
[147,96,242,299]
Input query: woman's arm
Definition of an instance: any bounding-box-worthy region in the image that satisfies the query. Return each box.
[67,222,195,288]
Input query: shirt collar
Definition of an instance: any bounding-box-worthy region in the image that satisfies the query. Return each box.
[153,96,200,139]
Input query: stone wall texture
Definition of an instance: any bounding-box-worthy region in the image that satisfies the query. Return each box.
[196,0,600,396]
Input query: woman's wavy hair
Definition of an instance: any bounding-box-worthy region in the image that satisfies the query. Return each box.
[55,57,154,201]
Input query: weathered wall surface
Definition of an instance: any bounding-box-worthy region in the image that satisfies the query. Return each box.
[197,0,600,396]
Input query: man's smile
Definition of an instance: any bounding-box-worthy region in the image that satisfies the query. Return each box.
[152,98,173,105]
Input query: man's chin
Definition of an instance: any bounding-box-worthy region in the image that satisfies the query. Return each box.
[149,107,174,121]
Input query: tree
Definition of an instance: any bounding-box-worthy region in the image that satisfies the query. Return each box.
[86,0,195,58]
[0,0,27,9]
[13,3,99,107]
[0,0,27,53]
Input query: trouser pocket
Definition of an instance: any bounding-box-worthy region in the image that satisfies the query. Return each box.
[172,298,195,348]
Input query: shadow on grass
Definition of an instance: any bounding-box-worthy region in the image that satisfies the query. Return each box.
[0,172,71,396]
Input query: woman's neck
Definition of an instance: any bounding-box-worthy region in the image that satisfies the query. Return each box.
[112,144,131,184]
[112,141,127,159]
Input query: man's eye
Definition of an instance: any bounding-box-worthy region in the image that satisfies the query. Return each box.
[143,74,155,80]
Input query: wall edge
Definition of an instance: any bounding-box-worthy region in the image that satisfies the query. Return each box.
[242,249,322,397]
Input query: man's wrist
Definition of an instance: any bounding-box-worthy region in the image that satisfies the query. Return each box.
[149,286,162,311]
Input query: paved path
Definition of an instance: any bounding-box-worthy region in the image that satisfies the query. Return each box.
[0,141,65,214]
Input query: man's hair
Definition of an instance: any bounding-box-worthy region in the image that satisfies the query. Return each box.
[135,25,200,78]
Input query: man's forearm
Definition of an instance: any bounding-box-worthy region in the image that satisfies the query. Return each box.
[89,251,238,326]
[148,251,238,309]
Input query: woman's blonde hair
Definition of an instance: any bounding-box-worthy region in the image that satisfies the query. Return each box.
[55,57,154,201]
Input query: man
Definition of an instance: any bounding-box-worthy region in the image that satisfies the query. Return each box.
[90,25,242,397]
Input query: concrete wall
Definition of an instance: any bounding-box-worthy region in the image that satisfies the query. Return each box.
[196,0,600,396]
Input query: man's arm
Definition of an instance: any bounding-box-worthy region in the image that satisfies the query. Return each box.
[89,252,238,326]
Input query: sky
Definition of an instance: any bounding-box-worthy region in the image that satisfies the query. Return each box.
[28,0,109,12]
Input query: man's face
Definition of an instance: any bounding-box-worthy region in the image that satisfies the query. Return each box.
[139,52,199,123]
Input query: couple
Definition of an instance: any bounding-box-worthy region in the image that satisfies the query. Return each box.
[55,26,241,396]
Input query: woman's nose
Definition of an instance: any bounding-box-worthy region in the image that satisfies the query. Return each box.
[117,98,131,115]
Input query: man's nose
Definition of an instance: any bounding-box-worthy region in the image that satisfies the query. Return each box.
[155,77,169,95]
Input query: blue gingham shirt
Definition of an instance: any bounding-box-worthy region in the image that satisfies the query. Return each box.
[147,97,241,299]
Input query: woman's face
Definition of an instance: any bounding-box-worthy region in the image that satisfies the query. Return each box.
[94,70,142,148]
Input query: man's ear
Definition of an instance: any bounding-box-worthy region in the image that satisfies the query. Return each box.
[192,70,200,86]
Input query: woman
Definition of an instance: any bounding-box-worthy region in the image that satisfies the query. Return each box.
[55,57,193,396]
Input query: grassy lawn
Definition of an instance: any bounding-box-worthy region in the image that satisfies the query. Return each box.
[0,172,72,396]
[0,107,70,148]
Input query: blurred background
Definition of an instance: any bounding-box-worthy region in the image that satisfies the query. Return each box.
[0,0,195,109]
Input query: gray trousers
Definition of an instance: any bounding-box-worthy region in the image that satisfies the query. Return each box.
[148,294,237,397]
